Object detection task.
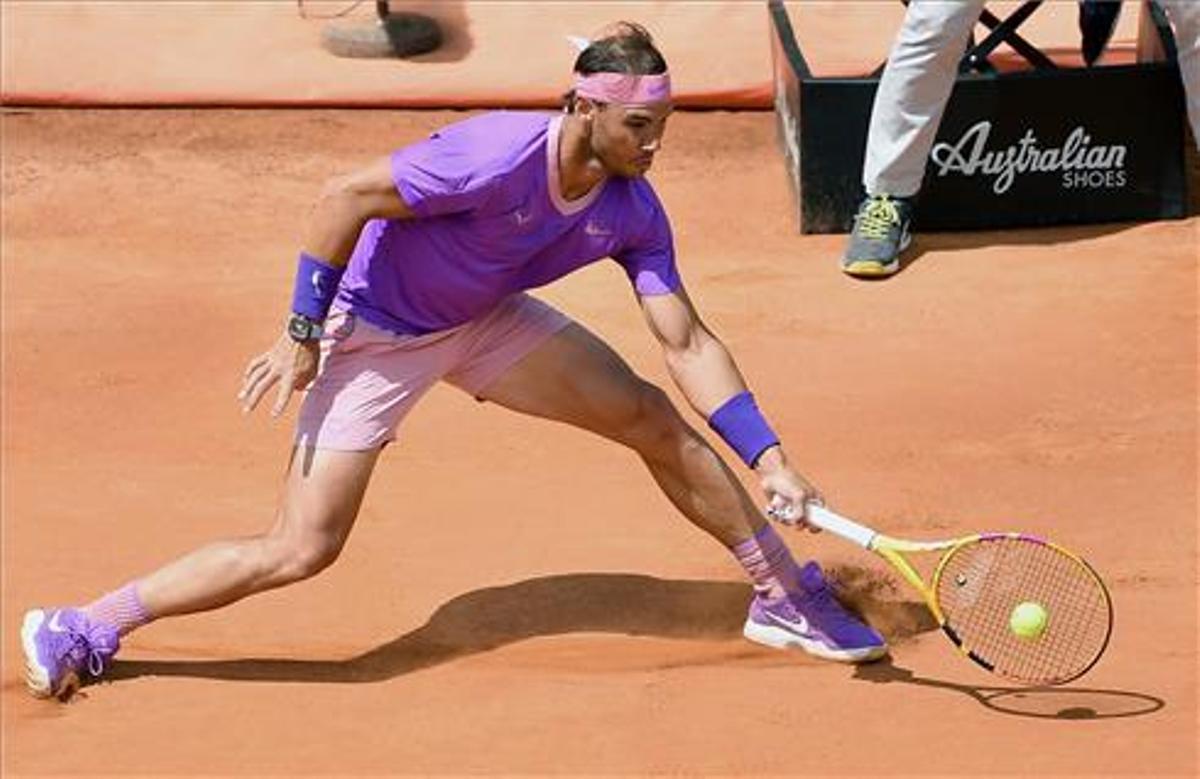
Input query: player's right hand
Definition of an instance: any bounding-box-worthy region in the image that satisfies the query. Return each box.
[237,333,319,417]
[755,446,823,532]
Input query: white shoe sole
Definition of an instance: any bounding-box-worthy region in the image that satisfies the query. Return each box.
[743,618,888,664]
[22,610,54,697]
[22,609,79,699]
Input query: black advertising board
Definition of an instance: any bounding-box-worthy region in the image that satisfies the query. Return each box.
[770,1,1189,233]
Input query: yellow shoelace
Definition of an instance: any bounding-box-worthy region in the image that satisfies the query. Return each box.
[857,196,901,240]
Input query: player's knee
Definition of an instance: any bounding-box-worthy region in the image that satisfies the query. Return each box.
[291,539,343,580]
[266,531,345,584]
[622,383,691,456]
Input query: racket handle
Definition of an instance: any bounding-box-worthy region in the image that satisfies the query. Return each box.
[805,503,877,548]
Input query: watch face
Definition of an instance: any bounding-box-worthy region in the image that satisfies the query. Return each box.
[288,315,316,341]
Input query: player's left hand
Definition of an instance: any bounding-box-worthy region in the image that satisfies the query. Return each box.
[755,445,823,531]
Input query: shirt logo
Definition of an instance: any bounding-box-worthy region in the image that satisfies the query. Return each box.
[584,220,612,237]
[513,209,533,226]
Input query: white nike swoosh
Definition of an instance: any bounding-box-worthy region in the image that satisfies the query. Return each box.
[311,270,324,297]
[762,608,811,636]
[47,611,68,633]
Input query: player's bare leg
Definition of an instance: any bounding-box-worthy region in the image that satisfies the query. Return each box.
[23,446,379,697]
[136,446,380,617]
[475,322,887,662]
[476,322,763,548]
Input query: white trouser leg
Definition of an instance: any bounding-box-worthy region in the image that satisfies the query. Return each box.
[863,0,988,197]
[1156,0,1200,147]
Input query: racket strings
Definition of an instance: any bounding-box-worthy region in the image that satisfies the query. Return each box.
[980,542,1107,683]
[936,537,1111,685]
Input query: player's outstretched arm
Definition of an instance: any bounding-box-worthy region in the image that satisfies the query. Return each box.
[638,287,823,527]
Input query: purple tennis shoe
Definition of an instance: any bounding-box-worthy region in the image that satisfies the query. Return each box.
[21,608,119,699]
[743,561,887,663]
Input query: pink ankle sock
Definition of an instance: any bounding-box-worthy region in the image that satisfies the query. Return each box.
[731,524,803,599]
[83,582,154,637]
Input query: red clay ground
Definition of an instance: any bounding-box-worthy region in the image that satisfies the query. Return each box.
[1,108,1196,775]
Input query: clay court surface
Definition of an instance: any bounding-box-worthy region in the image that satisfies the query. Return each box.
[0,106,1196,775]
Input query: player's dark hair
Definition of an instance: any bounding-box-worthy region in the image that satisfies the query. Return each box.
[564,22,668,111]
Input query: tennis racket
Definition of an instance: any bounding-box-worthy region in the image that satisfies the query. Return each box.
[775,502,1113,686]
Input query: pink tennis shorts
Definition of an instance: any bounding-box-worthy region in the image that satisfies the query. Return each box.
[296,293,571,451]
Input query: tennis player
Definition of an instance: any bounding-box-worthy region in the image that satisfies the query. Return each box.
[22,23,886,700]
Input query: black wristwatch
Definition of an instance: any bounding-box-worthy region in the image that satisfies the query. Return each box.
[286,313,324,343]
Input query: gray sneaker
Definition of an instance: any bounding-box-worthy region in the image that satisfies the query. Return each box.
[841,194,913,278]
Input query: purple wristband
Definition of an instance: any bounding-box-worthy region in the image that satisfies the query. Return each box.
[708,391,780,468]
[291,252,344,320]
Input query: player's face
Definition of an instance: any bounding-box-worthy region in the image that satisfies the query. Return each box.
[589,102,672,178]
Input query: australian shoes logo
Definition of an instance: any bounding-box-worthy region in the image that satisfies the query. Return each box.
[930,121,1128,195]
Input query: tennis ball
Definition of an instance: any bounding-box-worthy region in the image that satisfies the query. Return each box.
[1009,601,1048,639]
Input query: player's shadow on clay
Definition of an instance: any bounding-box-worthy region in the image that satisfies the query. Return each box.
[108,571,932,686]
[852,657,1165,720]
